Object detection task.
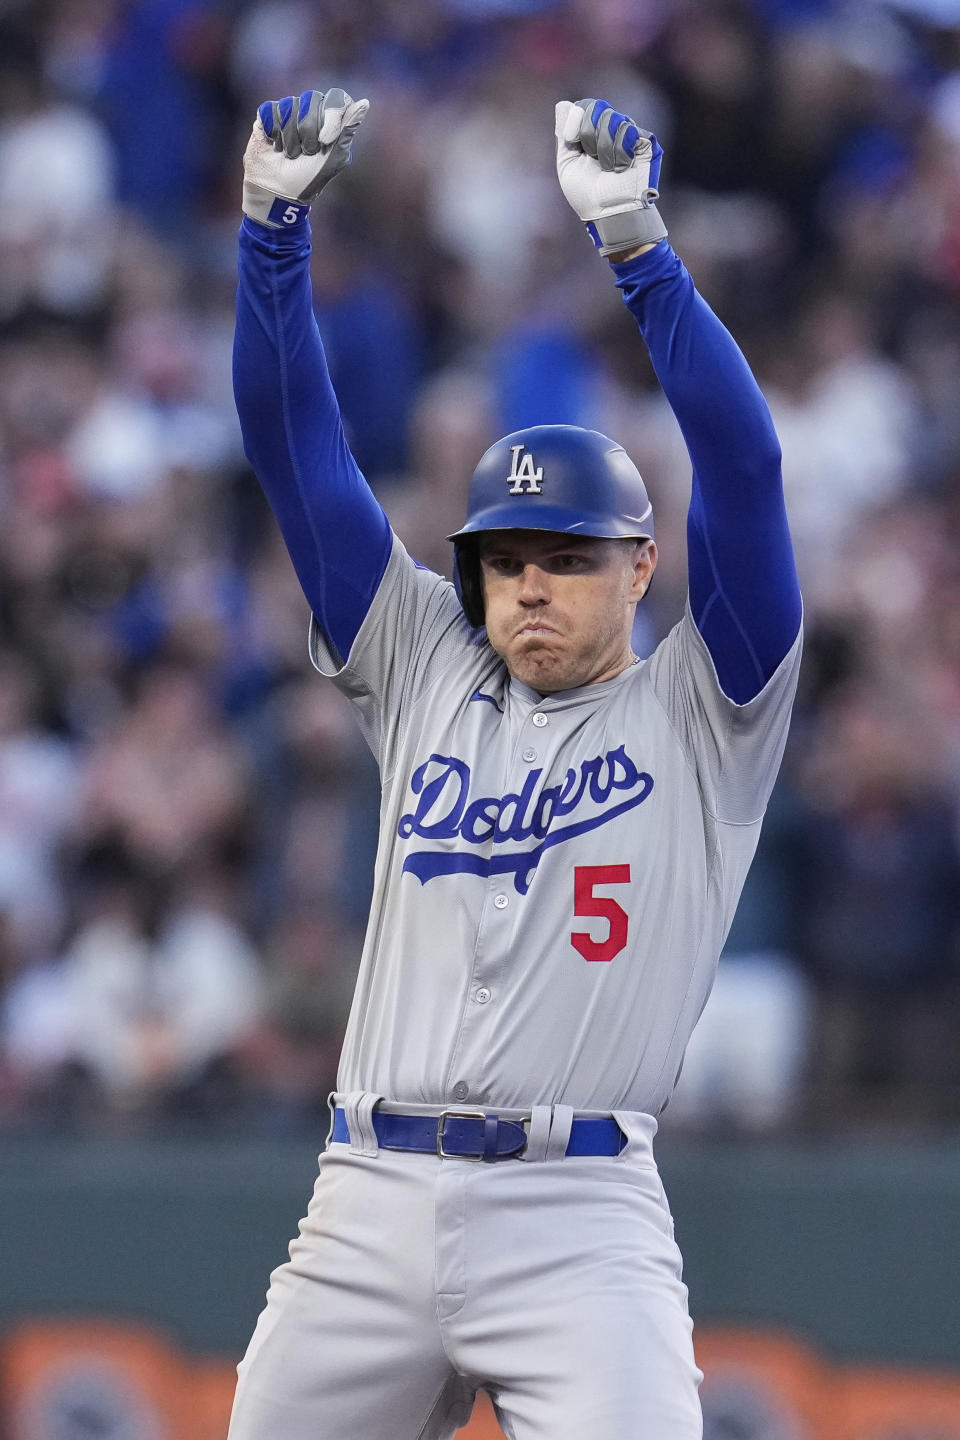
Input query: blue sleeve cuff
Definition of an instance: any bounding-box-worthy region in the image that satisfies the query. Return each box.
[609,238,674,287]
[241,212,312,247]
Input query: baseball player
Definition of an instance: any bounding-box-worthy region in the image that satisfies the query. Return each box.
[229,90,802,1440]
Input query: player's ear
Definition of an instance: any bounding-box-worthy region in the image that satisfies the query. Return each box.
[631,540,657,599]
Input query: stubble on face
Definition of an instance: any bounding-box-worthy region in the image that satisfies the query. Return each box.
[504,602,629,691]
[477,533,651,694]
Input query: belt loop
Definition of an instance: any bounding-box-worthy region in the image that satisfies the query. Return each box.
[482,1115,499,1161]
[356,1092,383,1155]
[544,1104,574,1160]
[521,1105,552,1163]
[343,1091,382,1157]
[611,1109,657,1160]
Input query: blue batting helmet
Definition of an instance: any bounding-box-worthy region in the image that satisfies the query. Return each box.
[447,424,654,628]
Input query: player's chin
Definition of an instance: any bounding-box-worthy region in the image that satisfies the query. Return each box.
[504,639,575,690]
[504,634,560,666]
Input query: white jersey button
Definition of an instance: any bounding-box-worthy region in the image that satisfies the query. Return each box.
[532,711,548,727]
[493,894,508,909]
[452,1081,469,1101]
[522,747,537,762]
[475,987,491,1004]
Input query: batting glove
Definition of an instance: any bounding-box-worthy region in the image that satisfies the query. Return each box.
[555,98,667,258]
[242,88,370,228]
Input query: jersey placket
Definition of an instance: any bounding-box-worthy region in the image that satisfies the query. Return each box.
[443,694,558,1105]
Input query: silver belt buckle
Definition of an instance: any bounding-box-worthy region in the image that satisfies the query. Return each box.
[437,1108,489,1160]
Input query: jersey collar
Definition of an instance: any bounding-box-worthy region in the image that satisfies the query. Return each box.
[506,655,642,709]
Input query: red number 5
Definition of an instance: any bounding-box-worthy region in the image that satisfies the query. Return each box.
[571,864,631,962]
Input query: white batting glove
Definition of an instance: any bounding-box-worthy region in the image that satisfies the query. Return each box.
[555,98,667,258]
[242,88,370,229]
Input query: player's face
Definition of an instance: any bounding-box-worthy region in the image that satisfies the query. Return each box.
[477,531,657,693]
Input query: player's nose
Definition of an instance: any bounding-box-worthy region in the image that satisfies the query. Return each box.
[517,563,551,603]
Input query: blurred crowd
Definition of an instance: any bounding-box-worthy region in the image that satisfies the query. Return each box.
[1,0,960,1138]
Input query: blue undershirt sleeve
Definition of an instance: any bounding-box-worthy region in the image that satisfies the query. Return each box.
[612,242,802,704]
[233,215,392,662]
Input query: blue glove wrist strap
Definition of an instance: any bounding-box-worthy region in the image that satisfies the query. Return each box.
[266,195,311,227]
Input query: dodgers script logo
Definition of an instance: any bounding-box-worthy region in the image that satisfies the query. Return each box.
[506,444,544,495]
[398,745,653,894]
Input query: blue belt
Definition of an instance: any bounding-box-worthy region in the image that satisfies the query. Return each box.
[330,1107,626,1162]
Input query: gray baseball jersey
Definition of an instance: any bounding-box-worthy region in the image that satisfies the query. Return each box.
[310,534,801,1119]
[230,92,806,1440]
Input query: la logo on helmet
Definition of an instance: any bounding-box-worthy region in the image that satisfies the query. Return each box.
[506,445,544,495]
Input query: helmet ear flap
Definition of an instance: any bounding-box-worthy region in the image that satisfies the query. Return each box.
[453,540,485,629]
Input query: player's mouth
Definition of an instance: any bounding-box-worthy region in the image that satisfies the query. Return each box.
[515,622,558,639]
[515,621,559,638]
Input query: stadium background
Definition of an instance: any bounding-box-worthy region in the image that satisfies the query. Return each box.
[1,0,959,1435]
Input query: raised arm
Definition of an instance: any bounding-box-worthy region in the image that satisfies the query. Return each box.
[555,100,801,704]
[234,89,391,663]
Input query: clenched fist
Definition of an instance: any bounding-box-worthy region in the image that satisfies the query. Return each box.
[242,88,370,228]
[555,98,667,259]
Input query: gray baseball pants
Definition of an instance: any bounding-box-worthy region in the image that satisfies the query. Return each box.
[227,1099,703,1440]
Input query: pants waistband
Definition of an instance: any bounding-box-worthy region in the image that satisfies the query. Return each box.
[329,1105,627,1162]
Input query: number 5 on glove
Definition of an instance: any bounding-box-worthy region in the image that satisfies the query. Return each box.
[242,87,370,228]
